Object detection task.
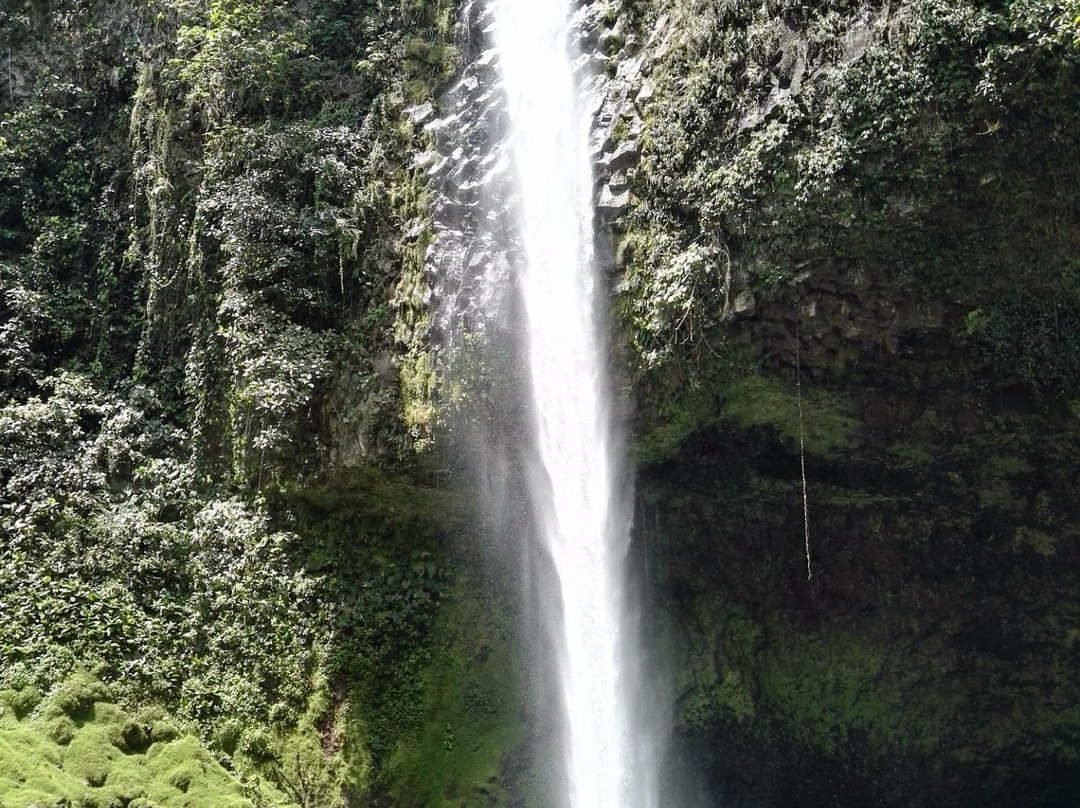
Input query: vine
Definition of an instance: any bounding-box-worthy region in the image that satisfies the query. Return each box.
[796,311,812,581]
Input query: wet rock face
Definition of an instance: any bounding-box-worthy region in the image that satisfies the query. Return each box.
[572,1,648,224]
[613,1,1080,805]
[419,0,514,355]
[418,3,515,351]
[643,363,1080,808]
[421,0,652,353]
[632,2,927,366]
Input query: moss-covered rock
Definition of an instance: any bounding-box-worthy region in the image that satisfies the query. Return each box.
[640,365,1080,804]
[0,673,282,808]
[596,2,1080,799]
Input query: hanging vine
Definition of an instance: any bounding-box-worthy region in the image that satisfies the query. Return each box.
[796,310,812,581]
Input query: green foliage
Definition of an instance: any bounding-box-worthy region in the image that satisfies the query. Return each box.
[0,78,138,393]
[621,233,729,368]
[0,0,466,804]
[300,525,446,779]
[625,0,1080,406]
[128,0,454,467]
[216,680,362,808]
[0,374,323,726]
[0,372,173,532]
[170,0,305,126]
[964,288,1080,395]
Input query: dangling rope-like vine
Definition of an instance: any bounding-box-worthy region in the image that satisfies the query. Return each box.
[796,311,812,581]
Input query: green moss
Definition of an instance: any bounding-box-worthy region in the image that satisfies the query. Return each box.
[49,670,113,720]
[675,600,763,730]
[0,711,66,780]
[1013,525,1057,556]
[679,666,756,730]
[672,594,968,762]
[0,686,43,720]
[759,631,897,754]
[634,380,719,466]
[753,624,964,758]
[401,333,438,451]
[887,440,934,467]
[135,708,182,745]
[720,374,858,456]
[384,574,529,808]
[42,714,77,745]
[0,674,284,808]
[119,719,152,754]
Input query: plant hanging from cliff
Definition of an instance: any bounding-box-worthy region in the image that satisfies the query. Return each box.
[170,0,304,127]
[796,314,812,581]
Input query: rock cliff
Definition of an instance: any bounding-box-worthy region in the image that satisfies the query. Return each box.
[1,0,1079,805]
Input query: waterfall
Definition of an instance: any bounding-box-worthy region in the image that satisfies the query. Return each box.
[425,1,663,806]
[490,3,657,808]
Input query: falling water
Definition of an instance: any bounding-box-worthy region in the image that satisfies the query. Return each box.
[490,3,657,808]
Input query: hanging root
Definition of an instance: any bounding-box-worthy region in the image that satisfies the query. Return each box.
[796,313,812,581]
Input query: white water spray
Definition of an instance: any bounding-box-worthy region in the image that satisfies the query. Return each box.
[491,3,658,808]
